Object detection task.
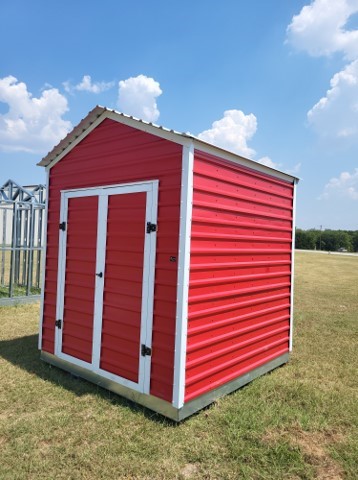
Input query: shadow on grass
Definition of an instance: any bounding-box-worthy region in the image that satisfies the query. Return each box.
[0,333,179,426]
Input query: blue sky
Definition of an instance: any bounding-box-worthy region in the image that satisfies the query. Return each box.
[1,0,357,229]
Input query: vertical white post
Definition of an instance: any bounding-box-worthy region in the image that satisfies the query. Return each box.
[289,178,298,352]
[172,142,194,409]
[38,168,50,350]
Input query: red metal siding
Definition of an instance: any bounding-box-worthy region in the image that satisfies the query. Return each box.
[100,192,146,383]
[185,150,294,402]
[41,118,182,402]
[62,196,98,362]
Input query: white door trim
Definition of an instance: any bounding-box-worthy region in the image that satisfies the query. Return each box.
[55,189,69,359]
[55,180,159,394]
[91,194,108,369]
[140,180,158,394]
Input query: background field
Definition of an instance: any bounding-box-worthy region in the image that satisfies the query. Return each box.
[0,252,357,479]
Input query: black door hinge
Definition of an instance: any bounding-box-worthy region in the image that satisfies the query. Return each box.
[141,344,152,356]
[55,319,62,329]
[59,222,66,231]
[146,222,157,234]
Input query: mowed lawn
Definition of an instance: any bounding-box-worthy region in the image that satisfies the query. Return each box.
[0,252,357,479]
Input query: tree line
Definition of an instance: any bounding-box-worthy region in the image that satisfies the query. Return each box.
[295,229,358,252]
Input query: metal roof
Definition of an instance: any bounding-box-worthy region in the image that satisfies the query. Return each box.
[38,106,299,183]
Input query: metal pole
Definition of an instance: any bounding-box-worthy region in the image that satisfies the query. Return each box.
[26,203,35,296]
[9,203,17,297]
[1,207,6,286]
[22,207,29,286]
[15,205,21,285]
[36,206,44,288]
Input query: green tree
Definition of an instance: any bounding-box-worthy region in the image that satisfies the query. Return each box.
[295,229,317,250]
[295,229,357,251]
[348,231,358,252]
[321,230,352,251]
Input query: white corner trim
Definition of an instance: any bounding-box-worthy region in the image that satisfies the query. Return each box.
[38,169,49,350]
[289,179,298,352]
[172,142,194,408]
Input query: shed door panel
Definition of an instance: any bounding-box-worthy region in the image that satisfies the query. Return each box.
[55,181,158,394]
[100,192,146,383]
[62,196,98,362]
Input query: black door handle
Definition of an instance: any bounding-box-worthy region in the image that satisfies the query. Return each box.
[96,272,103,278]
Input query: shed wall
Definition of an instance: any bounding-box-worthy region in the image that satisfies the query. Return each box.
[41,118,183,402]
[186,150,294,402]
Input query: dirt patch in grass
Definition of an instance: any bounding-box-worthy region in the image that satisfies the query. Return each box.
[291,430,344,480]
[262,426,345,479]
[179,463,199,479]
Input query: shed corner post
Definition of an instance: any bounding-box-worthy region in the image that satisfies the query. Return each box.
[289,177,298,352]
[38,166,50,350]
[172,141,194,409]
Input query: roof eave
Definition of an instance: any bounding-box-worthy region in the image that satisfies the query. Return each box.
[38,106,300,184]
[190,137,300,183]
[37,105,106,167]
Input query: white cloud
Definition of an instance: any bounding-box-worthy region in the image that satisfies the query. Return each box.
[257,157,302,175]
[198,109,257,158]
[197,111,299,173]
[285,162,302,175]
[117,74,162,122]
[64,75,114,94]
[287,0,358,141]
[0,75,71,154]
[307,59,358,138]
[257,156,281,169]
[286,0,358,60]
[320,168,358,199]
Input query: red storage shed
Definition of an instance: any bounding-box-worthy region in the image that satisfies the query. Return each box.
[38,106,298,421]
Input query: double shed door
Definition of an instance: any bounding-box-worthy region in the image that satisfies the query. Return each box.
[55,181,158,394]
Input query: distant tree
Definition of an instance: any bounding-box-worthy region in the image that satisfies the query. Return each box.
[295,229,317,249]
[336,231,353,251]
[307,229,319,249]
[320,230,335,251]
[320,230,352,251]
[348,231,358,252]
[295,228,357,251]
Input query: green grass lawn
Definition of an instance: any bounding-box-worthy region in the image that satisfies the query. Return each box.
[0,252,357,479]
[0,285,41,298]
[0,248,42,298]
